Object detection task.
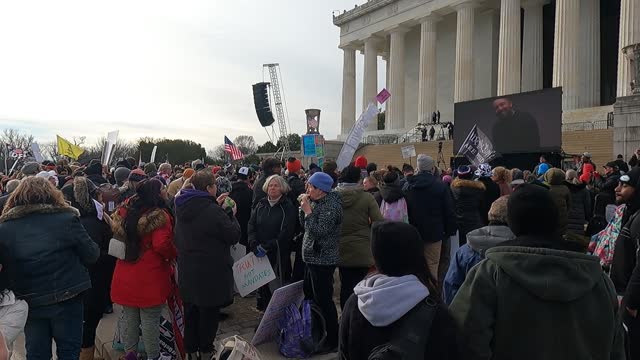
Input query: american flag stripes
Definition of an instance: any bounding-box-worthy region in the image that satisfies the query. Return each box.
[224,136,244,161]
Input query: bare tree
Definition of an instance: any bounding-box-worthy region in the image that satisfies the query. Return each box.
[207,145,227,161]
[1,129,34,150]
[40,141,58,161]
[233,135,257,155]
[78,137,136,165]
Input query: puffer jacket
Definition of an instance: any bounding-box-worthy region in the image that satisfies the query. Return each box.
[544,169,571,235]
[300,191,343,266]
[336,184,383,268]
[443,225,515,304]
[110,206,177,308]
[374,182,405,207]
[565,181,592,236]
[0,204,100,307]
[450,237,625,360]
[450,178,486,245]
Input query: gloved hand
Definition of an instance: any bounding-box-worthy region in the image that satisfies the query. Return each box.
[254,245,267,258]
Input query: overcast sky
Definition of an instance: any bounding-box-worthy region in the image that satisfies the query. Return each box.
[0,0,378,151]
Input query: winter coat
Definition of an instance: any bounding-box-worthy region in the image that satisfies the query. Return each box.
[0,290,28,354]
[248,195,297,277]
[544,169,571,235]
[565,181,592,236]
[477,177,500,226]
[252,174,271,208]
[450,237,625,360]
[0,204,99,308]
[339,275,461,360]
[286,174,306,204]
[110,207,177,308]
[611,204,640,294]
[87,173,108,186]
[0,195,8,214]
[594,173,620,218]
[336,184,384,268]
[300,191,343,266]
[404,172,457,244]
[174,189,240,308]
[229,181,253,247]
[443,225,515,305]
[450,178,486,244]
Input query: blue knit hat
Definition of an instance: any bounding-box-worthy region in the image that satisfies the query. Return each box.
[308,172,333,193]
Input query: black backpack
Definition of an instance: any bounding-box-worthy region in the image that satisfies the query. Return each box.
[368,297,438,360]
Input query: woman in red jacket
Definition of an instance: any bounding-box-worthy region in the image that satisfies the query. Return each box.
[110,178,177,360]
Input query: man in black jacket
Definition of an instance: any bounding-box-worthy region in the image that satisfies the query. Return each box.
[615,154,630,174]
[611,167,640,358]
[229,167,254,248]
[404,154,456,284]
[252,157,282,208]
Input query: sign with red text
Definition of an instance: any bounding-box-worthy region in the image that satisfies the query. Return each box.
[232,252,276,297]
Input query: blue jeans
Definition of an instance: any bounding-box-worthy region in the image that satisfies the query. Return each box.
[24,296,83,360]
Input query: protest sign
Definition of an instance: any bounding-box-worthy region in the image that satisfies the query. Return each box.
[251,280,304,346]
[150,145,158,163]
[232,252,276,297]
[101,130,119,165]
[401,145,416,159]
[336,103,379,170]
[230,244,246,263]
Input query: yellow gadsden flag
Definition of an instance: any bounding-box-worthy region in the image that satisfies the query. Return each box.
[56,135,85,160]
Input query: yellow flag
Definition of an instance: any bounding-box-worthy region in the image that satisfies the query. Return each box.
[56,135,85,160]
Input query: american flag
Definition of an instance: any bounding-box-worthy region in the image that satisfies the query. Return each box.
[224,136,244,160]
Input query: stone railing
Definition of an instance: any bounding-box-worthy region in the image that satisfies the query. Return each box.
[333,0,397,25]
[562,118,613,132]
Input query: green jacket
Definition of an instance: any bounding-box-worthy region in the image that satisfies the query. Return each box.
[336,184,384,268]
[450,238,625,360]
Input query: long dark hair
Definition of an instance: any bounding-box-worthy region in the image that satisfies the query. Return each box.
[123,178,169,262]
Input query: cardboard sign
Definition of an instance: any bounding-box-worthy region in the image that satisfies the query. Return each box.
[230,244,246,263]
[252,280,304,346]
[401,145,416,159]
[233,252,276,297]
[376,88,391,104]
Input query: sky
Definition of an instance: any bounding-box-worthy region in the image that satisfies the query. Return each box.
[0,0,379,152]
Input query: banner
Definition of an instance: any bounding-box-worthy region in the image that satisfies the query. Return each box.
[150,145,158,164]
[31,143,44,162]
[336,103,379,170]
[252,280,304,346]
[57,135,85,160]
[232,252,276,297]
[457,125,499,166]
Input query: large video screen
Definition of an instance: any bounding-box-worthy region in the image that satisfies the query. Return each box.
[453,88,562,154]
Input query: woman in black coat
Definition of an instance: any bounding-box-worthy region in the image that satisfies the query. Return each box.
[174,171,240,358]
[248,175,297,311]
[450,166,486,245]
[339,221,461,360]
[61,176,115,358]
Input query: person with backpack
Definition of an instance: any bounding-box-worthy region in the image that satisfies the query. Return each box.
[335,165,384,310]
[450,185,625,360]
[339,221,461,360]
[375,166,409,223]
[299,172,343,353]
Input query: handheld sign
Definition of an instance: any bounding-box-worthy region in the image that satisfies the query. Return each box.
[233,252,276,297]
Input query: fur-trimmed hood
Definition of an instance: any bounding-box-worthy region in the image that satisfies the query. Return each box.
[0,204,79,223]
[451,178,486,190]
[111,207,169,241]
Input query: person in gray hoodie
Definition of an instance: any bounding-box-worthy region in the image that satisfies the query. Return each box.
[339,221,461,360]
[443,196,515,304]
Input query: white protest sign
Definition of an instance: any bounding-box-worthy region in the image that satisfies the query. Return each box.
[336,102,379,170]
[150,145,158,164]
[230,244,246,263]
[233,252,276,297]
[101,130,119,165]
[31,143,44,162]
[252,280,304,346]
[401,145,416,159]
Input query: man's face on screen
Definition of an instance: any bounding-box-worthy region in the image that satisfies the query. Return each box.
[493,98,513,119]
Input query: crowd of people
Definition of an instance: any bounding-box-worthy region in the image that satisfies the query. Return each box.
[0,149,639,359]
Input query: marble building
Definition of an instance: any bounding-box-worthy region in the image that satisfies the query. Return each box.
[333,0,640,139]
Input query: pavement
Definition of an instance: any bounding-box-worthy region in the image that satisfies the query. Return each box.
[11,294,338,360]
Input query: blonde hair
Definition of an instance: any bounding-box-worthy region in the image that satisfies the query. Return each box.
[492,166,512,184]
[4,177,69,211]
[565,169,581,185]
[262,175,290,194]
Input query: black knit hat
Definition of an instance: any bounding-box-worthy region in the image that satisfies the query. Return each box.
[507,184,558,237]
[371,221,425,277]
[85,159,103,176]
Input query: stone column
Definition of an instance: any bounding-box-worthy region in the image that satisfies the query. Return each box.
[340,46,356,136]
[617,0,640,97]
[418,15,440,126]
[388,26,408,130]
[581,0,600,107]
[454,2,476,103]
[497,0,521,96]
[363,37,380,131]
[552,0,580,110]
[521,0,545,92]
